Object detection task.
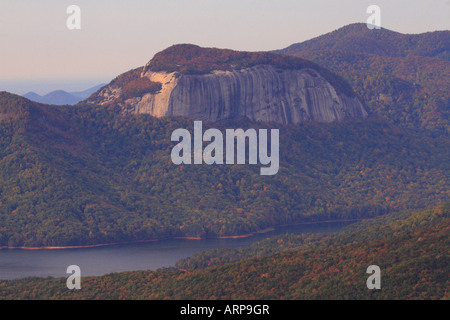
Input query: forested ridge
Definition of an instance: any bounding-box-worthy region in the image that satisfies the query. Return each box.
[279,23,449,60]
[0,92,448,247]
[1,204,448,299]
[276,23,450,133]
[144,44,355,96]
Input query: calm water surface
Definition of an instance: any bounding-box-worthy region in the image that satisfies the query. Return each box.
[0,221,355,280]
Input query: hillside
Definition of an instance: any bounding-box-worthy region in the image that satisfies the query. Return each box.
[1,204,448,299]
[276,23,450,133]
[0,92,448,247]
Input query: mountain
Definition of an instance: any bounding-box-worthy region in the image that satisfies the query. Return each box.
[275,23,450,133]
[22,92,42,102]
[85,44,367,124]
[278,23,450,60]
[0,91,448,247]
[0,23,448,301]
[1,204,448,299]
[23,84,105,105]
[69,84,106,100]
[23,90,80,105]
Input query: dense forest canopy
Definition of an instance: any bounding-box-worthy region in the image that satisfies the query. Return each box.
[0,92,448,247]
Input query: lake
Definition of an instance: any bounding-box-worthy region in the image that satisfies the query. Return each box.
[0,220,355,280]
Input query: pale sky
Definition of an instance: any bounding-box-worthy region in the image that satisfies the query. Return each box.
[0,0,449,94]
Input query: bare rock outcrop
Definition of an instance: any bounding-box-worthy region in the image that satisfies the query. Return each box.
[86,45,367,124]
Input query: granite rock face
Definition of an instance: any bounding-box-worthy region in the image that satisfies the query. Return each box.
[90,64,367,124]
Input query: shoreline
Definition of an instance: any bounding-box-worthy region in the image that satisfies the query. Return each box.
[0,218,362,251]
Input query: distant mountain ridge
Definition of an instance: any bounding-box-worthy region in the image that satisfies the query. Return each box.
[278,23,450,60]
[275,23,450,133]
[23,84,105,105]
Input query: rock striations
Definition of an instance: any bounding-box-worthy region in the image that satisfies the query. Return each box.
[86,44,367,124]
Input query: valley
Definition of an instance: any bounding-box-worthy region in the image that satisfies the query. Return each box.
[0,22,448,300]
